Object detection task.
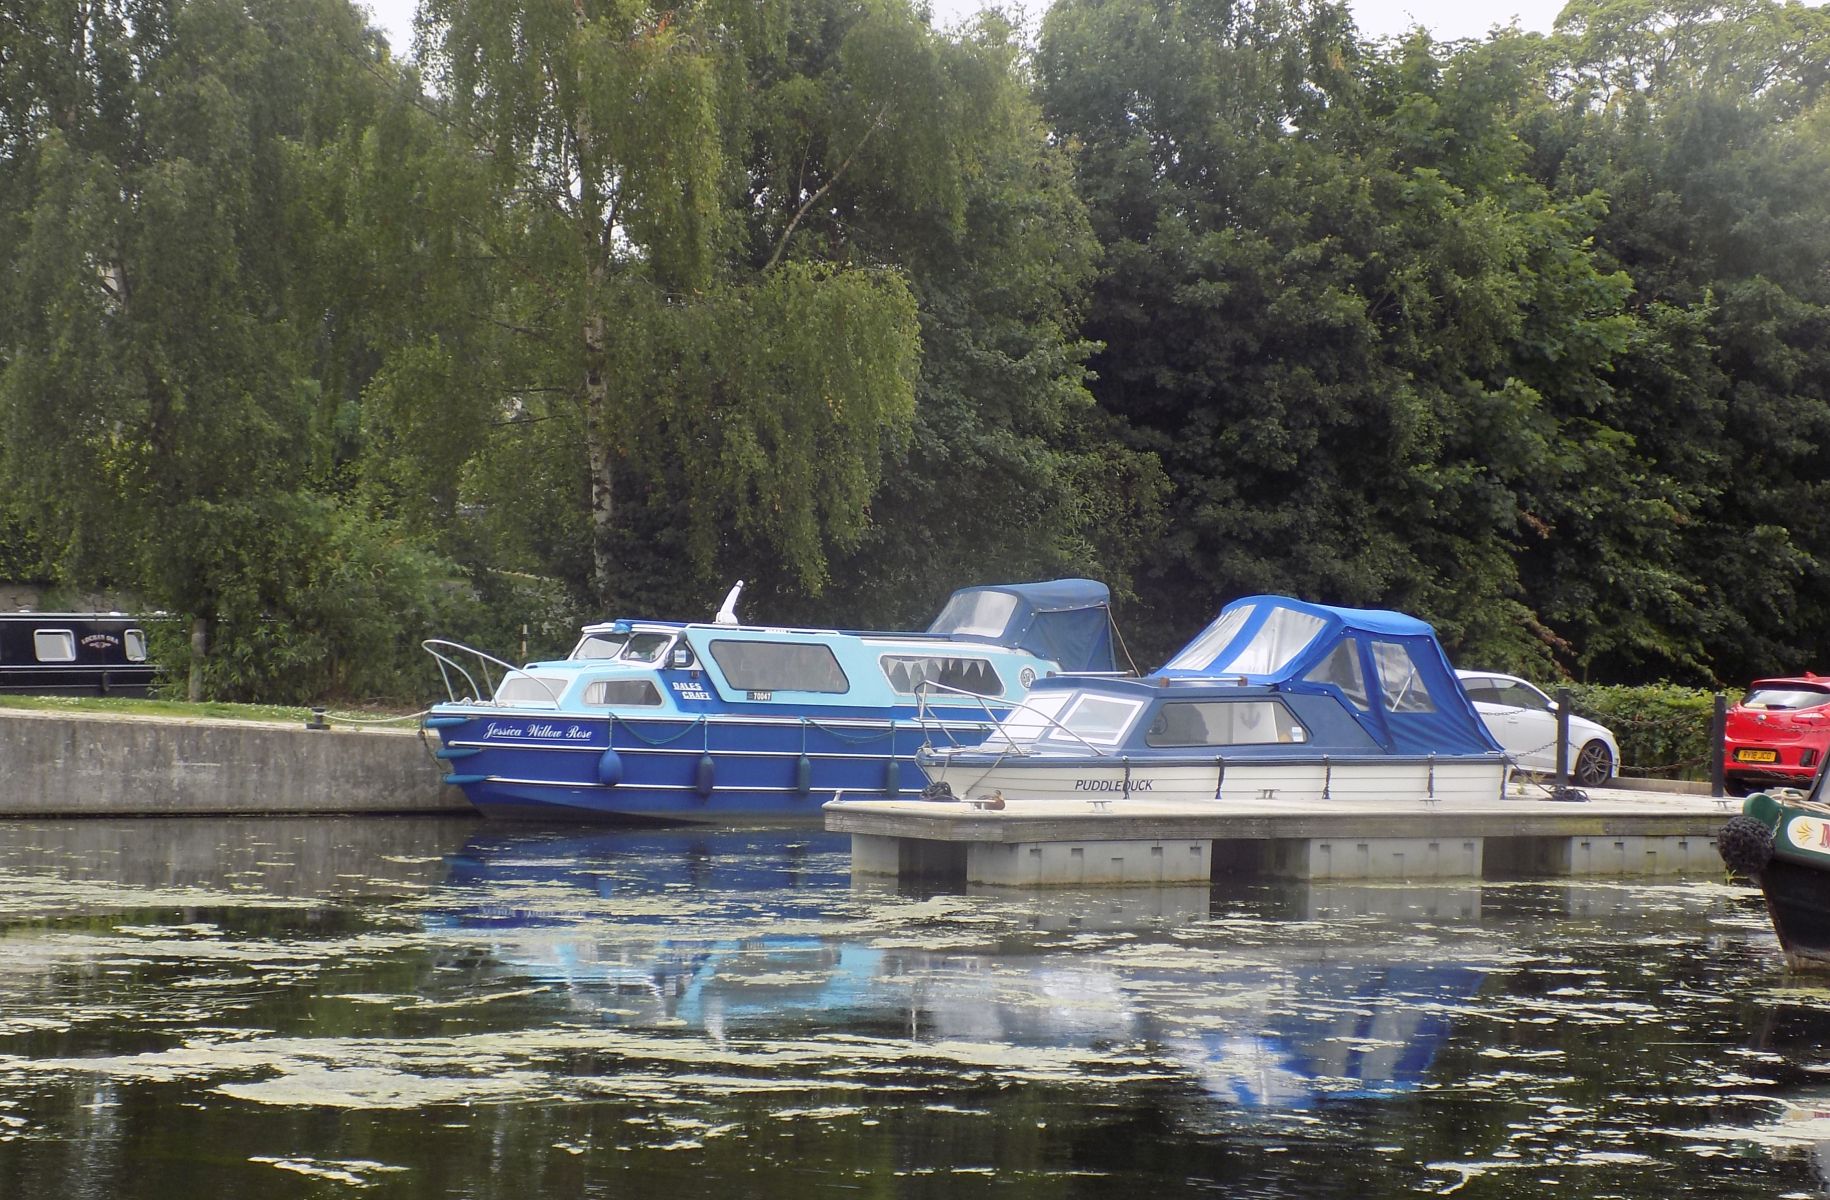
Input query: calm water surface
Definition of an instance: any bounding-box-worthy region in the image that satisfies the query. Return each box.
[0,817,1823,1198]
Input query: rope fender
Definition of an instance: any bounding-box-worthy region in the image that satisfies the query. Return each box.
[1718,814,1775,877]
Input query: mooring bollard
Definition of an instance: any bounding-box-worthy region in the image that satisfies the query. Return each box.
[1554,686,1571,787]
[306,706,329,731]
[1710,691,1727,798]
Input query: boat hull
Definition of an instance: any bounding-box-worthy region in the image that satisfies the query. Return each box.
[1758,855,1830,972]
[432,710,990,823]
[1722,792,1830,971]
[924,754,1510,806]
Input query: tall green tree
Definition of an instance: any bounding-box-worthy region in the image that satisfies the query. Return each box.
[408,0,922,611]
[1526,0,1830,682]
[1039,0,1639,667]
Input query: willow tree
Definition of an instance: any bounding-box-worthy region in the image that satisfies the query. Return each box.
[412,0,921,607]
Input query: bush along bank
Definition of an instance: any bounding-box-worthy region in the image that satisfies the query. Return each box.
[1566,683,1721,781]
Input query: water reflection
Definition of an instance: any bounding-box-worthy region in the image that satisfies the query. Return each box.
[0,817,1821,1198]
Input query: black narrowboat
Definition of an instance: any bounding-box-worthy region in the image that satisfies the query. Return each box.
[0,612,159,696]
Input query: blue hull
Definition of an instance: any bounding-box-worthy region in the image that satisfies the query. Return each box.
[432,710,986,823]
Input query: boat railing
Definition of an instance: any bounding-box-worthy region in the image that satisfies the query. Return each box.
[914,682,1108,758]
[422,639,566,706]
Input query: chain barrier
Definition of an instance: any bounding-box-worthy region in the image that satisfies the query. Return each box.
[1482,701,1715,780]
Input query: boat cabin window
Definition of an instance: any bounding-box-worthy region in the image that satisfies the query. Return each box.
[709,640,849,694]
[879,654,1005,698]
[571,632,629,660]
[1041,693,1143,747]
[494,673,567,705]
[582,678,664,707]
[619,632,675,664]
[34,630,75,663]
[124,629,147,662]
[928,589,1019,638]
[1144,700,1304,747]
[1304,641,1369,709]
[1371,642,1437,713]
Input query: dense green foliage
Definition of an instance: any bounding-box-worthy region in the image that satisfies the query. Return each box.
[1568,681,1718,778]
[2,0,1828,700]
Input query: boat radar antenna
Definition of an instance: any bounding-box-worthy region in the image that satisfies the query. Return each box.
[714,580,745,626]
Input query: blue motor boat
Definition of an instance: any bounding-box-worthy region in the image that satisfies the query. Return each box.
[918,595,1510,806]
[423,579,1119,823]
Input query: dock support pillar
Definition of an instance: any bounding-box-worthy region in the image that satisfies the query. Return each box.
[1486,833,1723,877]
[1264,836,1483,880]
[966,839,1211,886]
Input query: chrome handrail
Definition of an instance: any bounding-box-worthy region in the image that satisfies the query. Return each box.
[421,639,566,706]
[915,681,1108,758]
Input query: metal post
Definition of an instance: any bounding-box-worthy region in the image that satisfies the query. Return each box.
[1710,692,1727,798]
[1554,686,1571,787]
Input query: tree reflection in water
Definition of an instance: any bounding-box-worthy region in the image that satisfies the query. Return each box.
[0,817,1818,1199]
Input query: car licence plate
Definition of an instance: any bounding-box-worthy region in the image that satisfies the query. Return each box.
[1736,748,1780,763]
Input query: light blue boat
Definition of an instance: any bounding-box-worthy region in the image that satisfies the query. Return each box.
[422,579,1118,823]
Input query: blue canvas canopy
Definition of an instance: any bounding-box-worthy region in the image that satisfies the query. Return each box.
[1155,596,1500,756]
[926,579,1116,674]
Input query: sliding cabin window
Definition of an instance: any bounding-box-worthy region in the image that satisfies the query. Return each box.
[879,654,1004,698]
[709,640,849,694]
[34,630,75,663]
[582,679,663,707]
[1143,700,1303,747]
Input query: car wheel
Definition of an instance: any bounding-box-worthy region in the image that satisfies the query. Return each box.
[1573,740,1613,787]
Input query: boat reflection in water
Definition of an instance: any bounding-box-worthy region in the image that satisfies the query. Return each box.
[429,826,1498,1109]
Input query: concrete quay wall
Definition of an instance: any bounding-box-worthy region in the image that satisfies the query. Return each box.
[0,708,469,816]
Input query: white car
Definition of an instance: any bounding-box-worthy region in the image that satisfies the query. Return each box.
[1455,670,1619,787]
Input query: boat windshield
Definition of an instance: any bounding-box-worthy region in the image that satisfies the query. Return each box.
[494,673,567,705]
[620,633,674,664]
[1043,694,1145,747]
[986,692,1073,748]
[990,690,1143,750]
[571,632,629,660]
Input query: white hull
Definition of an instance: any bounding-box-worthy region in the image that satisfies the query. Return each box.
[929,756,1509,806]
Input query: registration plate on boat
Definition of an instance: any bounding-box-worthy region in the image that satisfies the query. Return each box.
[1736,748,1780,763]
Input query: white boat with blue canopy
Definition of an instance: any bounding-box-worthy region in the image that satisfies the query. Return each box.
[423,579,1119,823]
[916,595,1509,806]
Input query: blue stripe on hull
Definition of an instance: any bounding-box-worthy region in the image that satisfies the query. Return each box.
[433,712,972,822]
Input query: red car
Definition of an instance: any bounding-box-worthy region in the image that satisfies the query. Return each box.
[1725,675,1830,794]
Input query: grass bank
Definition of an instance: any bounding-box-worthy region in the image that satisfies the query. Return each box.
[0,695,425,727]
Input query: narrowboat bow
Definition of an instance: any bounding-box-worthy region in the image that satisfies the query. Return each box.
[1719,779,1830,971]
